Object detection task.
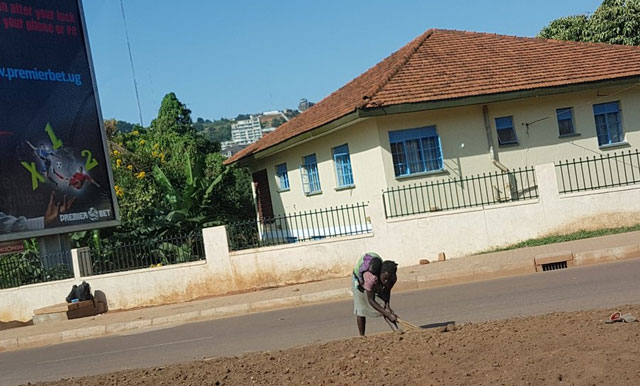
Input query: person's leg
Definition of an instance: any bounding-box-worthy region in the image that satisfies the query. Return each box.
[357,316,366,336]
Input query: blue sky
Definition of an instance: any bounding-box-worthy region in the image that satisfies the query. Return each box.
[83,0,602,126]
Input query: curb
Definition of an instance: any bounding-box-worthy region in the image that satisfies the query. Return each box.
[0,288,353,352]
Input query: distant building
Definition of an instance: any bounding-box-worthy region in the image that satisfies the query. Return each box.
[220,140,236,151]
[298,98,314,111]
[221,143,248,158]
[231,115,263,145]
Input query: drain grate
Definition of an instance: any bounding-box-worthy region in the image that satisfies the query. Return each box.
[541,261,568,271]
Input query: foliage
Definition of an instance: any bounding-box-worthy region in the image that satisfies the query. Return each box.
[194,117,233,143]
[0,240,72,289]
[539,0,640,46]
[151,92,194,135]
[100,92,254,245]
[539,15,589,42]
[270,116,286,128]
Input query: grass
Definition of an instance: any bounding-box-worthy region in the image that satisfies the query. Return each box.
[481,223,640,254]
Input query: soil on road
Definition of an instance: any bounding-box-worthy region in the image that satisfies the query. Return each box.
[32,305,640,386]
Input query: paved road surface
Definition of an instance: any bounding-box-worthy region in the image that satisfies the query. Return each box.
[2,258,640,386]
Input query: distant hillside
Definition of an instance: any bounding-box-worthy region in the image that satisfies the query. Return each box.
[194,117,233,143]
[112,109,300,145]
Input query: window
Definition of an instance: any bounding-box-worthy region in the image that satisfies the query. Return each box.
[593,101,624,146]
[495,116,518,146]
[276,163,289,191]
[556,107,575,136]
[332,144,354,187]
[388,126,443,177]
[300,154,321,194]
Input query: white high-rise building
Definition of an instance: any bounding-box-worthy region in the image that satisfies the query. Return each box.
[231,115,262,145]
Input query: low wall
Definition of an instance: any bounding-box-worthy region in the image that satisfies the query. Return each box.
[2,164,640,322]
[228,233,375,289]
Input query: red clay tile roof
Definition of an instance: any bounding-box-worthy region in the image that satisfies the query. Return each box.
[226,29,640,164]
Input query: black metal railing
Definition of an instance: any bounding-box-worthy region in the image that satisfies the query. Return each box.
[0,251,73,290]
[226,203,371,251]
[87,232,205,275]
[555,149,640,194]
[382,167,538,218]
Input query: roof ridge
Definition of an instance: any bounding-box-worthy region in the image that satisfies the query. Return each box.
[357,29,436,109]
[441,28,640,50]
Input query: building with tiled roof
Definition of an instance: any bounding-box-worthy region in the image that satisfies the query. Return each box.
[226,29,640,219]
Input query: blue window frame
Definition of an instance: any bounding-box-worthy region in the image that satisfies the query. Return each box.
[556,107,575,136]
[495,116,518,146]
[276,163,289,191]
[300,154,321,194]
[332,144,354,187]
[388,126,443,177]
[593,101,624,146]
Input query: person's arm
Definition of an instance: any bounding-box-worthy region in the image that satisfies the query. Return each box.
[25,141,36,150]
[0,212,44,234]
[383,278,396,311]
[366,290,396,322]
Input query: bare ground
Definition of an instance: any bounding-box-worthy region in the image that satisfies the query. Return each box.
[31,305,640,386]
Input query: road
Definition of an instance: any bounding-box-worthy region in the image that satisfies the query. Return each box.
[2,258,640,386]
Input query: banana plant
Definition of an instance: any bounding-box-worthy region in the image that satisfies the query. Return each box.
[152,152,227,231]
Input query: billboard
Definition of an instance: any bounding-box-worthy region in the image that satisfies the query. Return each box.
[0,0,119,242]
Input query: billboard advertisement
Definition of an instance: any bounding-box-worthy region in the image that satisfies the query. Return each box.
[0,0,119,242]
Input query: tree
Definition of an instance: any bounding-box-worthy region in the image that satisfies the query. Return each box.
[539,0,640,46]
[539,15,589,42]
[151,92,193,135]
[101,92,252,244]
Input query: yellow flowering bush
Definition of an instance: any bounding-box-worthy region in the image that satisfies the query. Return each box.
[136,171,146,179]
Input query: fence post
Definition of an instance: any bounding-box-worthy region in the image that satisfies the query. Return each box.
[534,163,560,201]
[71,248,82,280]
[202,226,236,290]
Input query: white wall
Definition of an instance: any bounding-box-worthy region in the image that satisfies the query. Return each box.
[3,163,640,322]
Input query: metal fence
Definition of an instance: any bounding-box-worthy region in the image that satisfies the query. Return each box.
[0,251,73,290]
[555,149,640,194]
[382,167,538,218]
[227,203,371,251]
[87,232,206,275]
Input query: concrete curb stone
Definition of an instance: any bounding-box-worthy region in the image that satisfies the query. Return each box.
[0,338,18,351]
[105,319,152,334]
[152,311,201,326]
[17,332,62,350]
[60,326,106,343]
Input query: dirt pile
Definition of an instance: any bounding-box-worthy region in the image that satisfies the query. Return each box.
[33,305,640,386]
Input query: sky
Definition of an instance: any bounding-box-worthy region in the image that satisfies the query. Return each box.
[83,0,603,126]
